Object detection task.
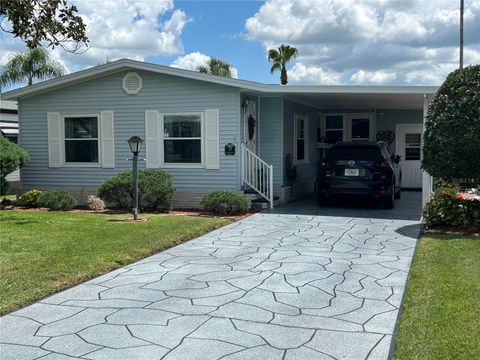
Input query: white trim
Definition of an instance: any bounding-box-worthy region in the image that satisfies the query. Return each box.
[159,111,205,168]
[61,113,102,168]
[422,94,433,206]
[2,58,439,101]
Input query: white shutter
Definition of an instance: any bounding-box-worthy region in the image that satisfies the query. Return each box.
[145,110,160,168]
[304,116,310,163]
[100,111,115,168]
[47,112,62,168]
[204,109,219,170]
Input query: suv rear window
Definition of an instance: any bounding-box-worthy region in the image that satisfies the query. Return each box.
[327,146,384,161]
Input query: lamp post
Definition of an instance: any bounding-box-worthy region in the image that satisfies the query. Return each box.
[127,136,144,220]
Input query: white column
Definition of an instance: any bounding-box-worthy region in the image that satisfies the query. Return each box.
[422,94,433,206]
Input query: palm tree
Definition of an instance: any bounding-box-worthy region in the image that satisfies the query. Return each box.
[0,48,66,87]
[197,57,233,77]
[268,44,298,85]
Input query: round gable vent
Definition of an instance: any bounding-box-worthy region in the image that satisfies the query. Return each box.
[122,72,142,95]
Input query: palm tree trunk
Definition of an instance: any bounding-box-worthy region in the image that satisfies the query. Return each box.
[280,66,288,85]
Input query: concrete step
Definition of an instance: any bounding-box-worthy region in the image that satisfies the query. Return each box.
[251,196,280,210]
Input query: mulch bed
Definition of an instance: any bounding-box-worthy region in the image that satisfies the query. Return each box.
[0,205,256,221]
[423,224,480,237]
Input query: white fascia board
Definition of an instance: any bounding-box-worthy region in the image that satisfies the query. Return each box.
[1,58,439,100]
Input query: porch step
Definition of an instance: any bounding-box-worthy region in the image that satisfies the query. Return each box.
[251,196,280,210]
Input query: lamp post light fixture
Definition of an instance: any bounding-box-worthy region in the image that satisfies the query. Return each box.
[127,136,144,220]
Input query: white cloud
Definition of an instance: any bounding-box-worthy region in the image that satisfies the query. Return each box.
[288,63,341,84]
[246,0,480,84]
[350,70,397,84]
[0,0,190,72]
[171,52,238,78]
[171,52,211,71]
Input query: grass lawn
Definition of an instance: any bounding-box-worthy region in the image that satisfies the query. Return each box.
[393,235,480,359]
[0,210,230,315]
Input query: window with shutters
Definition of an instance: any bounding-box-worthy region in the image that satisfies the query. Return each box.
[161,113,203,166]
[63,115,99,164]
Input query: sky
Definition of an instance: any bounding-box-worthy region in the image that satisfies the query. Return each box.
[1,0,479,89]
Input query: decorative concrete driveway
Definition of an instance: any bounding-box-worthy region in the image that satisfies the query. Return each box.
[0,192,421,360]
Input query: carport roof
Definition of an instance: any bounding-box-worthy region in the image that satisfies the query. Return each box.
[1,58,438,101]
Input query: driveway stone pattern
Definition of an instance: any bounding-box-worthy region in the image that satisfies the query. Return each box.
[0,193,421,360]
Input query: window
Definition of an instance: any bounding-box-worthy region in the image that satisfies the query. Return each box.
[294,114,308,163]
[324,115,344,144]
[351,118,370,140]
[162,113,202,164]
[64,116,99,163]
[405,133,421,160]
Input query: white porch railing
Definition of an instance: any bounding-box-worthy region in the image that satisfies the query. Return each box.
[241,144,274,209]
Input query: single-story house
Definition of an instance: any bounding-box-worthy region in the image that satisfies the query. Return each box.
[1,59,437,208]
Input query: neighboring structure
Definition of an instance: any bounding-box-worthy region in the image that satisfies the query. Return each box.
[1,59,437,208]
[0,96,20,183]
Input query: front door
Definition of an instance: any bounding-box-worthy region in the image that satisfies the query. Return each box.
[243,100,256,153]
[396,124,423,188]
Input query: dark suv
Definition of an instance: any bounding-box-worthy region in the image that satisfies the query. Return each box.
[317,141,402,209]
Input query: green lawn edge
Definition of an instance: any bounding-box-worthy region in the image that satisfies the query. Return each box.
[0,210,231,315]
[392,235,480,359]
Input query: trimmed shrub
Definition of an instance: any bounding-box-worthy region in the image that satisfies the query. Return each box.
[86,195,106,211]
[423,185,480,226]
[200,190,249,215]
[37,190,77,211]
[20,189,43,207]
[422,65,480,186]
[0,136,29,195]
[97,169,175,210]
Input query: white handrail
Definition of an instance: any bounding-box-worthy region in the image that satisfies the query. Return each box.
[241,144,274,209]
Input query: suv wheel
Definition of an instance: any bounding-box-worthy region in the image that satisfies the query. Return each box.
[384,185,395,209]
[395,186,401,199]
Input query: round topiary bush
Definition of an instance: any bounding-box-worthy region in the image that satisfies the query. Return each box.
[422,64,480,186]
[20,189,43,207]
[37,190,77,211]
[200,190,249,215]
[97,169,175,210]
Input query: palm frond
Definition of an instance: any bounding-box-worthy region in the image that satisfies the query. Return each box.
[270,62,282,74]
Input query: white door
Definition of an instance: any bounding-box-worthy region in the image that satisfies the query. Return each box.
[243,100,256,153]
[396,124,423,188]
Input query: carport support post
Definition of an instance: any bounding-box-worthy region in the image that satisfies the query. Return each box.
[422,94,433,207]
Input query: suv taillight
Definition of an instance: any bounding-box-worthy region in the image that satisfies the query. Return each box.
[321,161,332,177]
[378,159,390,168]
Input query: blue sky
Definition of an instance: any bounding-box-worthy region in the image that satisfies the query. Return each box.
[1,0,479,89]
[150,1,272,82]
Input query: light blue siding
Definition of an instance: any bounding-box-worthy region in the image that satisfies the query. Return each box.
[258,97,283,188]
[19,70,241,190]
[283,100,321,187]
